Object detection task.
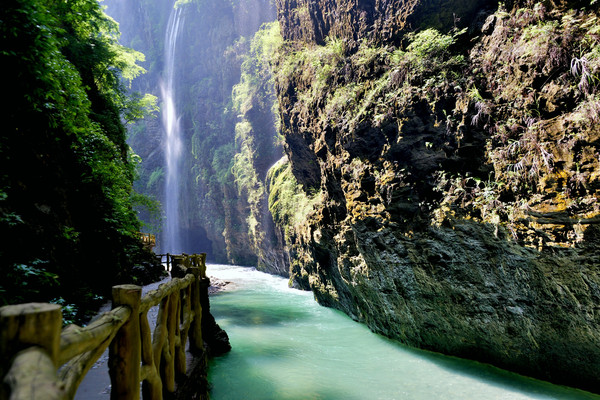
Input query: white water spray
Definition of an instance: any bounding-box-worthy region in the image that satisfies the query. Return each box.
[161,6,185,253]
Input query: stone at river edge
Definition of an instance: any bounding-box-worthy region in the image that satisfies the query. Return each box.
[273,0,600,392]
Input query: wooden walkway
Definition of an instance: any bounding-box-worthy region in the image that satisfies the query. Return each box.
[0,253,214,400]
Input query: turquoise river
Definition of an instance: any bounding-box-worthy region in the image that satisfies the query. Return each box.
[207,264,600,400]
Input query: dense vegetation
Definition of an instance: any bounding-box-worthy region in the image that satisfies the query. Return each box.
[1,0,163,321]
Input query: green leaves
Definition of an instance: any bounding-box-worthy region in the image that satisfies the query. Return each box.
[124,93,159,122]
[397,27,467,84]
[267,158,321,235]
[1,0,152,311]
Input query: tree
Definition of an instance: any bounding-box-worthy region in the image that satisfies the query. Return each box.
[0,0,160,318]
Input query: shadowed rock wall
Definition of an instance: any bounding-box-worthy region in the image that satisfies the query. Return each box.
[276,0,493,45]
[273,0,600,392]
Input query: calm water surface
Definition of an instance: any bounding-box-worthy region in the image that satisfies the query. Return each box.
[207,264,599,400]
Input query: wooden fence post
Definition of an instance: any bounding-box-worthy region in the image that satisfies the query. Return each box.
[109,285,141,400]
[171,255,185,278]
[0,303,64,400]
[199,253,207,278]
[163,293,178,394]
[188,267,204,355]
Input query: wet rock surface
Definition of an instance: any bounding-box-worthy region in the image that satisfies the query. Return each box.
[208,276,233,294]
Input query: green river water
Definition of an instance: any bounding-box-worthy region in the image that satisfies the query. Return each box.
[207,264,599,400]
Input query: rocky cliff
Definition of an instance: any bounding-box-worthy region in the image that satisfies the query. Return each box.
[273,0,600,391]
[105,0,288,267]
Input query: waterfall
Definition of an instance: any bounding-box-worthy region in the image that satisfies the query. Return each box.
[161,6,185,253]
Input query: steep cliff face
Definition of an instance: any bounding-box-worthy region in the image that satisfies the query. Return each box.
[274,0,600,391]
[276,0,493,45]
[229,23,290,274]
[105,0,286,265]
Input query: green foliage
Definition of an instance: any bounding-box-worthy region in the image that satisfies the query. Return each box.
[276,35,346,107]
[324,83,361,120]
[355,45,382,66]
[147,167,165,189]
[250,22,284,66]
[50,297,79,325]
[212,144,235,185]
[490,123,555,190]
[232,121,261,197]
[570,14,600,95]
[232,22,282,116]
[405,28,454,58]
[277,27,467,132]
[0,0,155,311]
[125,93,159,122]
[230,22,284,251]
[0,262,58,305]
[393,28,467,85]
[131,191,162,231]
[112,44,147,83]
[267,158,321,235]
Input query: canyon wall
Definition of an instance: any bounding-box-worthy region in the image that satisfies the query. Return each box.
[105,0,288,269]
[273,0,600,391]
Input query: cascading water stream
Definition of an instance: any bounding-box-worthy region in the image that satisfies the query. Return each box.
[161,6,185,253]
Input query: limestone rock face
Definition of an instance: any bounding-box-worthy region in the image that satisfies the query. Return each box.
[273,0,600,392]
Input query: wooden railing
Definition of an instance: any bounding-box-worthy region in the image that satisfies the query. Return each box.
[0,253,209,400]
[157,253,207,276]
[139,232,156,249]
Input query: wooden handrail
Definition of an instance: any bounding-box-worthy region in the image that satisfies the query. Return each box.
[58,306,131,365]
[156,253,206,277]
[0,303,63,400]
[140,274,194,313]
[0,253,210,400]
[139,233,156,247]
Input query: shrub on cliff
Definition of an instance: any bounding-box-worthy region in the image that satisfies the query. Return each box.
[267,157,322,238]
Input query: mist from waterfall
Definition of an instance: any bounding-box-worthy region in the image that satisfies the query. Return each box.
[161,6,185,254]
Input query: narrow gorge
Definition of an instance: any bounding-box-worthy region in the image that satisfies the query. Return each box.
[107,0,600,393]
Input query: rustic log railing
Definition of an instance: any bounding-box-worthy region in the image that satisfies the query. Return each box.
[139,233,156,250]
[157,253,207,276]
[0,253,209,400]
